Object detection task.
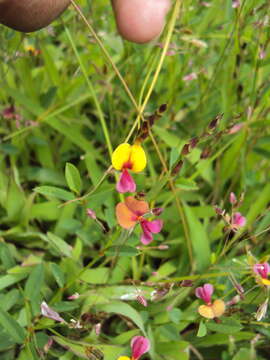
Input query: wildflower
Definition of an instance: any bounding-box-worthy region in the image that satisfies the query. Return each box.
[40,301,65,323]
[227,122,244,135]
[229,192,237,205]
[116,196,163,244]
[112,143,147,193]
[118,336,150,360]
[253,262,270,286]
[231,212,246,229]
[25,44,41,56]
[183,72,198,82]
[195,284,225,319]
[67,293,80,300]
[87,208,97,220]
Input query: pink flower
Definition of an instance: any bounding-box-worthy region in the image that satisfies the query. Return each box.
[183,72,198,82]
[229,192,237,205]
[232,0,240,8]
[253,263,270,279]
[116,169,136,193]
[116,196,163,245]
[140,219,163,245]
[131,336,150,360]
[231,212,246,228]
[136,294,148,307]
[227,123,244,134]
[195,283,213,305]
[41,301,65,323]
[86,208,97,220]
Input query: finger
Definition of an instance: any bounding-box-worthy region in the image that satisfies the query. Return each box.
[112,0,171,44]
[0,0,70,32]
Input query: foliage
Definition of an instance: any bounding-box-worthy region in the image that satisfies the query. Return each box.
[0,0,270,359]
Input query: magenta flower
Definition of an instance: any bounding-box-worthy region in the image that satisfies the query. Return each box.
[253,263,270,279]
[231,212,246,228]
[117,169,136,193]
[131,336,150,360]
[195,283,213,305]
[140,219,163,245]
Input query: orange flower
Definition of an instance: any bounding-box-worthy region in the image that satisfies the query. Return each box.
[116,196,163,244]
[195,284,225,319]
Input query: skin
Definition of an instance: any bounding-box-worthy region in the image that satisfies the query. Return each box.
[0,0,171,44]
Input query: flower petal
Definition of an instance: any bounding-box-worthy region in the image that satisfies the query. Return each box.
[253,262,270,279]
[116,202,137,229]
[129,144,147,173]
[145,219,163,234]
[117,357,131,360]
[198,304,215,319]
[232,212,246,228]
[125,196,149,216]
[116,170,136,193]
[212,299,226,318]
[131,336,150,360]
[140,228,153,245]
[112,143,131,171]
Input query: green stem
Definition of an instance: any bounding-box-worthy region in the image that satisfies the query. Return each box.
[65,26,113,157]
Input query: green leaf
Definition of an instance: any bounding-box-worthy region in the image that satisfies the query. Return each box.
[80,268,109,284]
[51,263,65,288]
[0,274,28,292]
[47,232,72,257]
[206,318,243,334]
[53,336,122,360]
[232,348,252,360]
[105,246,139,257]
[175,178,199,191]
[197,321,207,337]
[99,301,145,334]
[24,264,44,309]
[183,203,211,271]
[34,186,75,201]
[0,308,26,344]
[65,162,82,195]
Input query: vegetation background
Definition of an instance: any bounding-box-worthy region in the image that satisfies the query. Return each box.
[0,0,270,359]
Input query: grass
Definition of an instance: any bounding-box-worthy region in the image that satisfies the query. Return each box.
[0,0,270,359]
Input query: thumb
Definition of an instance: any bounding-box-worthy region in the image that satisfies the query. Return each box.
[112,0,171,44]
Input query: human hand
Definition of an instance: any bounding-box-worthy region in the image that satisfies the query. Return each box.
[0,0,171,44]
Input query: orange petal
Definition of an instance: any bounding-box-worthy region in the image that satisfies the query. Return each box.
[212,299,226,318]
[116,202,137,229]
[198,304,215,319]
[125,196,149,216]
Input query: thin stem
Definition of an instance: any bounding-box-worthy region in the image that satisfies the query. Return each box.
[65,26,113,156]
[149,130,193,268]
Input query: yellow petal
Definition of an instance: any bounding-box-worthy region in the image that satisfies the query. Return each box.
[261,278,270,286]
[198,305,215,319]
[129,144,147,173]
[112,143,131,170]
[212,299,226,318]
[118,357,131,360]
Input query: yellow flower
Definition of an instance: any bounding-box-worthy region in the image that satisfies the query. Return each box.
[198,299,226,319]
[112,143,146,173]
[118,357,131,360]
